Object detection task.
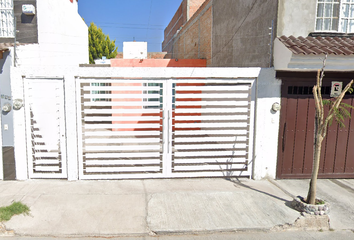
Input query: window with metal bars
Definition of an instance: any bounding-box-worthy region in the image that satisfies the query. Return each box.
[287,86,331,95]
[287,85,354,96]
[91,83,111,102]
[143,83,163,109]
[0,0,14,38]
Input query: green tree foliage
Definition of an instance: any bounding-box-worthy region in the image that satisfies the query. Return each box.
[88,22,118,64]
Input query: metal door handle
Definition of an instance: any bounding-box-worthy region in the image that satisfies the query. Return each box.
[167,110,170,153]
[282,123,286,152]
[162,110,165,146]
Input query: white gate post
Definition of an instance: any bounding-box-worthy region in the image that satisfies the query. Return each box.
[65,75,79,180]
[11,69,28,180]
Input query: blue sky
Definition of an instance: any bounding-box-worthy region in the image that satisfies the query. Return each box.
[78,0,182,52]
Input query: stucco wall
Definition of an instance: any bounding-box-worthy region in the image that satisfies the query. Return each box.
[16,0,88,67]
[277,0,317,37]
[254,68,281,179]
[212,0,278,68]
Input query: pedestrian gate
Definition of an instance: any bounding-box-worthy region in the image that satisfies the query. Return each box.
[24,78,67,179]
[77,79,253,179]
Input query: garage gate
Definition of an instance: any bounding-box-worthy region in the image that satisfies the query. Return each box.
[76,78,253,179]
[276,72,354,179]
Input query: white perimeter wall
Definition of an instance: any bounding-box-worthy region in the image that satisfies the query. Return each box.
[16,0,88,67]
[9,66,280,180]
[254,68,281,179]
[123,42,148,59]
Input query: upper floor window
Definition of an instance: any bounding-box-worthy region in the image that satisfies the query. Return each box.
[316,0,354,33]
[0,0,14,38]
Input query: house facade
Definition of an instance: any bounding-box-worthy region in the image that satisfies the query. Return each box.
[162,0,278,67]
[274,0,354,179]
[0,0,88,180]
[164,0,354,179]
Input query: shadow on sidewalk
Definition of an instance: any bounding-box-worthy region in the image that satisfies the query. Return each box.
[225,178,294,210]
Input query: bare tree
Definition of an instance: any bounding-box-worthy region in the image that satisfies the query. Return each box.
[307,56,354,205]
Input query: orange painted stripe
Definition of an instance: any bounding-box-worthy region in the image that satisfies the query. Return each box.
[176,106,202,109]
[176,98,202,102]
[176,90,203,94]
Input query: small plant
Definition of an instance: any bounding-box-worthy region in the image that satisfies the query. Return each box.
[0,201,30,221]
[316,199,326,205]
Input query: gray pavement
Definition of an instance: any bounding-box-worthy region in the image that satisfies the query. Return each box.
[0,178,352,238]
[274,179,354,230]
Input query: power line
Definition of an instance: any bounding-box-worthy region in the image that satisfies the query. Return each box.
[89,22,164,27]
[94,25,164,31]
[211,0,257,61]
[146,0,153,39]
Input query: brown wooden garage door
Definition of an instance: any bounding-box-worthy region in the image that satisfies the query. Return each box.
[276,71,354,179]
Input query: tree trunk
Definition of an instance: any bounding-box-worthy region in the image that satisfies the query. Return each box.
[307,134,323,204]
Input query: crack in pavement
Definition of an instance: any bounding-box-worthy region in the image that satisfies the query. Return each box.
[141,180,156,236]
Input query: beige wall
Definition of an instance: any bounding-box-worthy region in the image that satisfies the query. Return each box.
[277,0,317,37]
[212,0,278,67]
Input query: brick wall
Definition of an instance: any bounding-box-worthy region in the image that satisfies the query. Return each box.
[171,0,212,65]
[162,1,186,52]
[162,0,206,53]
[189,0,206,18]
[163,0,278,68]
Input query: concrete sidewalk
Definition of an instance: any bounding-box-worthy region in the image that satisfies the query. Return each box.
[0,178,352,237]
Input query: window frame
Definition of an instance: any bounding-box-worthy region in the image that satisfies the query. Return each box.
[315,0,354,33]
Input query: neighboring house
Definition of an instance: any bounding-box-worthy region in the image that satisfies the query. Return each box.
[162,0,278,67]
[164,0,354,179]
[274,0,354,179]
[112,42,207,67]
[0,0,88,180]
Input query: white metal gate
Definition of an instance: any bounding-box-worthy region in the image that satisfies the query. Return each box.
[24,78,67,179]
[77,79,252,179]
